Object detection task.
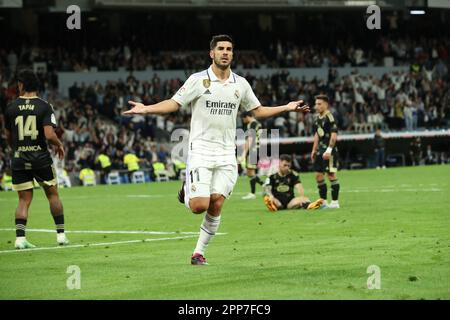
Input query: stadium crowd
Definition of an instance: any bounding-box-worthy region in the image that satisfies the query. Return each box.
[1,35,449,183]
[0,35,449,73]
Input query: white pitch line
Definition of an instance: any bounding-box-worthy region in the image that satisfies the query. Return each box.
[0,235,203,255]
[0,228,226,236]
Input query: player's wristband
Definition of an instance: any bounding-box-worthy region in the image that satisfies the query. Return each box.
[325,147,333,154]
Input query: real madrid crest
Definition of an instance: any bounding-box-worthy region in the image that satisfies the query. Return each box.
[191,184,197,192]
[234,90,240,99]
[203,79,211,88]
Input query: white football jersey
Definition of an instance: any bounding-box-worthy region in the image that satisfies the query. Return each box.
[172,65,260,157]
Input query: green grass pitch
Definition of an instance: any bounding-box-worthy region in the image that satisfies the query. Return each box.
[0,165,449,300]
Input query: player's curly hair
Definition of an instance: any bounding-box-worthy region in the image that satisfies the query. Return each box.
[210,34,234,50]
[17,69,39,92]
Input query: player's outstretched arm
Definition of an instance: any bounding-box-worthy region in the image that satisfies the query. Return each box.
[122,99,180,115]
[251,100,310,119]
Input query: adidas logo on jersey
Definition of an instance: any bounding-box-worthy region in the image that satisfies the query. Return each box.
[203,89,211,94]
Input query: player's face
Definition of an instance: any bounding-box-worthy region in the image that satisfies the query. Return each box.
[279,160,291,175]
[210,41,233,70]
[315,99,328,114]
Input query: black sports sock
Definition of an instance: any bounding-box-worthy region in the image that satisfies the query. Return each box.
[250,176,257,194]
[331,179,340,201]
[15,218,27,237]
[255,176,263,185]
[53,215,65,234]
[317,180,327,200]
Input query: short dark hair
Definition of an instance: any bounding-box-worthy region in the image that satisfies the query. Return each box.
[279,154,292,163]
[210,34,234,50]
[315,94,329,104]
[17,69,39,92]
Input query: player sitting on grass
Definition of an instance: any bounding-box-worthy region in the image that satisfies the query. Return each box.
[263,154,324,211]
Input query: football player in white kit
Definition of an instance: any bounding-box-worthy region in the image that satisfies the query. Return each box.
[124,35,309,265]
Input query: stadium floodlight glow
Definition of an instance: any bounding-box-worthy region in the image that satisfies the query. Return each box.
[410,10,426,15]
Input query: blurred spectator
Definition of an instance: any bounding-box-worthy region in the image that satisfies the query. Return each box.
[123,150,141,181]
[424,145,437,165]
[95,149,112,184]
[79,166,96,186]
[409,137,423,166]
[1,168,13,191]
[374,128,386,169]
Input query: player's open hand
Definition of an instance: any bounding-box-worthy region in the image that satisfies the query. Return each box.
[310,151,316,162]
[322,152,331,160]
[122,101,147,115]
[55,145,65,160]
[288,100,310,113]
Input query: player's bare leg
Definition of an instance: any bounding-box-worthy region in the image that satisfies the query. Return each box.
[189,197,210,214]
[287,196,311,210]
[287,196,325,210]
[263,196,282,211]
[315,172,328,206]
[15,189,36,249]
[326,172,340,209]
[43,185,69,245]
[272,197,283,209]
[192,193,224,265]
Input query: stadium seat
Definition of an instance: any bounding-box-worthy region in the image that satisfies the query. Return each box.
[56,169,72,188]
[82,174,97,187]
[156,170,170,182]
[107,171,121,185]
[131,171,146,184]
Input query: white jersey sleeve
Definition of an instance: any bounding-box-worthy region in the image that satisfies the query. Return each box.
[172,75,201,107]
[240,78,261,112]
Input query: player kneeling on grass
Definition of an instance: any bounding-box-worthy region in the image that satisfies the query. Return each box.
[263,154,324,211]
[4,69,69,249]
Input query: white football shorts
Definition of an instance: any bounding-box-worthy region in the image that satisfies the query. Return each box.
[184,152,238,208]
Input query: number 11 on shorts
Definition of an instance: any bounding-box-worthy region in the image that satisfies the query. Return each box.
[190,168,200,183]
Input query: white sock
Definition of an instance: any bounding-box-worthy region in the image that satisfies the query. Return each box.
[16,236,25,242]
[194,214,221,256]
